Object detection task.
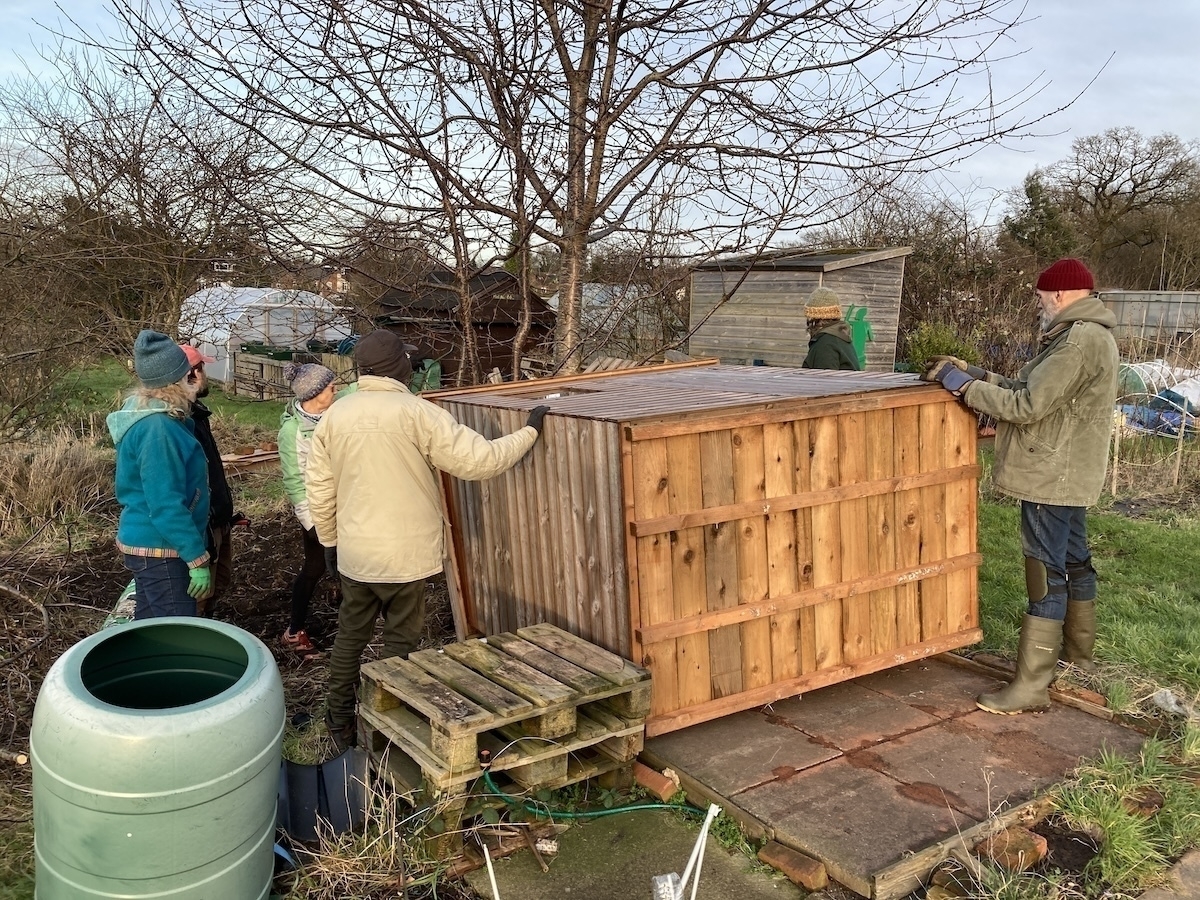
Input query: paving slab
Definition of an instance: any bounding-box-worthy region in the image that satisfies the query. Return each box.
[766,681,940,751]
[858,710,1082,820]
[464,809,804,900]
[644,655,1148,899]
[733,757,978,896]
[645,709,841,796]
[854,658,998,719]
[1140,849,1200,900]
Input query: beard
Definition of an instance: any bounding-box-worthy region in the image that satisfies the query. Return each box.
[196,382,210,398]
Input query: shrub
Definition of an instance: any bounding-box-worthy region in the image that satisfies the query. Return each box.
[903,321,983,372]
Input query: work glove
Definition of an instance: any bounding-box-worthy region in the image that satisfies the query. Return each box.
[526,405,550,434]
[323,545,339,578]
[922,359,974,396]
[922,355,988,381]
[187,565,214,600]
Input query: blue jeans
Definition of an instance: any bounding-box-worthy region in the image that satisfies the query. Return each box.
[124,555,197,619]
[1019,501,1095,621]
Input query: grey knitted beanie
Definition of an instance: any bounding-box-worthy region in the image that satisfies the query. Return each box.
[283,362,336,402]
[133,329,190,388]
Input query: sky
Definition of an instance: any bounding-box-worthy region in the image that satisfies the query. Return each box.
[2,0,1199,218]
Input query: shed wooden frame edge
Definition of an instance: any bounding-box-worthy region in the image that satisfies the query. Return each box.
[644,627,982,737]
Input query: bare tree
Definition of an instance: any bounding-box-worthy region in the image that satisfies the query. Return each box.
[105,0,1054,373]
[0,50,299,349]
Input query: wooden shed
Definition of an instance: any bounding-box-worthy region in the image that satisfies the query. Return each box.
[374,267,556,381]
[432,360,980,737]
[689,247,911,372]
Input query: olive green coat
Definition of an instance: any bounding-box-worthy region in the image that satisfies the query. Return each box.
[962,295,1119,506]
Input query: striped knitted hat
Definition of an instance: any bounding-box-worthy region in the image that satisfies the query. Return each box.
[804,286,843,320]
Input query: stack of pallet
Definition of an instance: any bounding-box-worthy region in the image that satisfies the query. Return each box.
[358,623,652,805]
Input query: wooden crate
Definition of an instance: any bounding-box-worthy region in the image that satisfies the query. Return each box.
[358,624,650,797]
[431,361,981,737]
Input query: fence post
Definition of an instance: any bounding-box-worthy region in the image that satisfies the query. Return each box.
[1110,413,1120,497]
[1173,413,1186,487]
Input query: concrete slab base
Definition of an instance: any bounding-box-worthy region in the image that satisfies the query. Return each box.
[644,655,1147,900]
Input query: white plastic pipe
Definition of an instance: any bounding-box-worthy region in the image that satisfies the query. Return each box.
[676,804,721,900]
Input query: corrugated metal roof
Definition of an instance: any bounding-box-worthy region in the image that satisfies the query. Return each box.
[436,363,926,422]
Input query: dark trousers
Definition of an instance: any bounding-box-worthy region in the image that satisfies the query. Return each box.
[199,524,233,618]
[125,555,197,619]
[325,576,426,727]
[289,525,327,633]
[1019,501,1096,620]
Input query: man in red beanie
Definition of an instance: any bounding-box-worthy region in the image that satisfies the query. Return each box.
[921,258,1119,714]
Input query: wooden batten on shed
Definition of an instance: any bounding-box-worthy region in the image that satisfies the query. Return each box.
[430,360,980,737]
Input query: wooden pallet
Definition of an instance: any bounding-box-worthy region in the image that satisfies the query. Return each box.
[358,623,651,797]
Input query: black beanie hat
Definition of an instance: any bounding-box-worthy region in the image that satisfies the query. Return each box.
[354,330,413,383]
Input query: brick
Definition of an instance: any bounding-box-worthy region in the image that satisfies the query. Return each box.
[757,840,829,890]
[974,826,1048,872]
[633,761,679,801]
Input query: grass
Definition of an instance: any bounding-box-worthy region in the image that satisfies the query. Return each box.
[977,493,1200,703]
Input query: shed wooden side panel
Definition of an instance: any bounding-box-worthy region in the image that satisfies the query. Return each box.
[627,395,979,735]
[442,401,630,656]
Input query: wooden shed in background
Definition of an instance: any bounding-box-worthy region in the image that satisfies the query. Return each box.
[431,360,980,737]
[689,247,911,372]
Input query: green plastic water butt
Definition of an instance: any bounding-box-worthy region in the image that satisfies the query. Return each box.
[31,618,285,899]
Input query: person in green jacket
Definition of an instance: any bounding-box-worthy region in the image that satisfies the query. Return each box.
[278,362,338,660]
[801,287,862,371]
[921,258,1119,715]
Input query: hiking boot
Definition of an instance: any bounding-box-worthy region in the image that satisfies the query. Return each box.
[977,615,1063,715]
[324,712,357,754]
[281,628,322,661]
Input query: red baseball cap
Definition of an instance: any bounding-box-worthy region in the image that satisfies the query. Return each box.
[179,344,216,367]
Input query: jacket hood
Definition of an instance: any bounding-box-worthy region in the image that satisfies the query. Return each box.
[280,398,323,432]
[816,321,854,342]
[1044,294,1117,341]
[106,397,169,446]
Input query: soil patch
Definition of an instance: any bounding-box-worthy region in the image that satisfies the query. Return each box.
[1032,815,1100,874]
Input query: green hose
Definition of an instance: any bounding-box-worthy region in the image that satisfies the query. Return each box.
[481,769,702,820]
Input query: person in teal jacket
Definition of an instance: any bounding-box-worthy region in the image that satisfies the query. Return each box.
[801,287,863,371]
[106,330,212,618]
[278,362,338,659]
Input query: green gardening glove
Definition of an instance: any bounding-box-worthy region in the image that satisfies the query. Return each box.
[188,566,213,600]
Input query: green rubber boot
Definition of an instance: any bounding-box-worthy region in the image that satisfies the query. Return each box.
[1060,600,1097,674]
[977,615,1063,715]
